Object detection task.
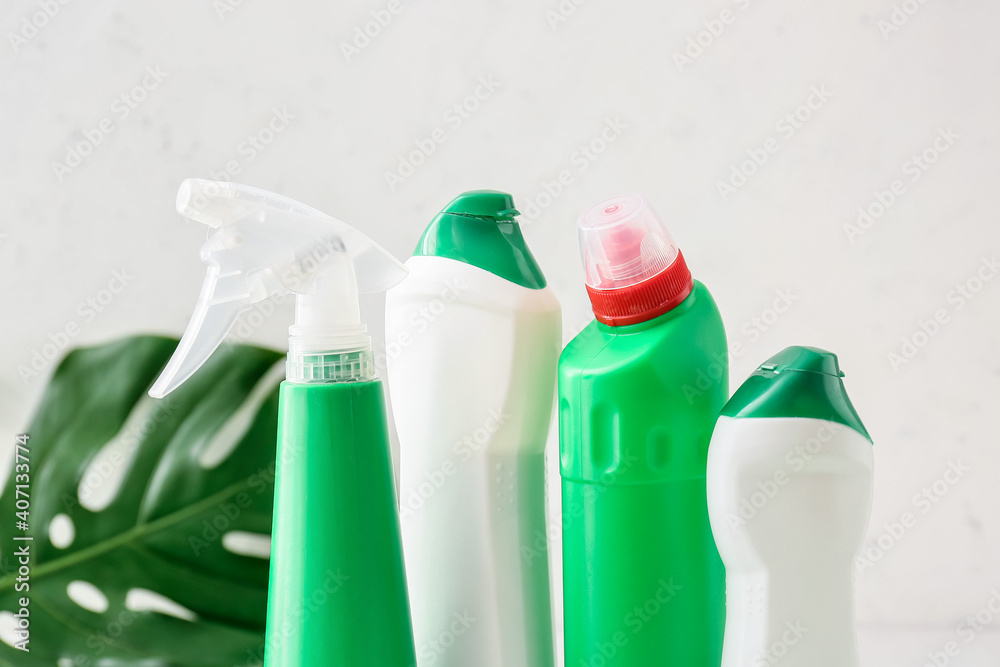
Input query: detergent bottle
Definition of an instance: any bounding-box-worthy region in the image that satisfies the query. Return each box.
[386,190,561,667]
[707,346,873,667]
[559,194,728,667]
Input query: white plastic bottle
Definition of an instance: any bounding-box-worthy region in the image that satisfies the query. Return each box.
[385,191,561,667]
[706,346,874,667]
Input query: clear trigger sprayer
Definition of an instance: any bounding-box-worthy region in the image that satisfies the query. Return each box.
[148,179,417,667]
[150,178,407,397]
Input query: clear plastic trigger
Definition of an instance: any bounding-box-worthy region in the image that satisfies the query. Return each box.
[149,179,407,398]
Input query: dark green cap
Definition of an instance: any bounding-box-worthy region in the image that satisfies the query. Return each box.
[721,346,871,442]
[413,190,547,289]
[441,190,520,220]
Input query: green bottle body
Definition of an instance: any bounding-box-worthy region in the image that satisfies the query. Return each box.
[264,380,416,667]
[559,281,728,667]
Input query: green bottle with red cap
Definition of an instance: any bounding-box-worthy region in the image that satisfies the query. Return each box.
[559,195,728,667]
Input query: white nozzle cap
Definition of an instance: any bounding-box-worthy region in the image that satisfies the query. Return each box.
[149,179,407,398]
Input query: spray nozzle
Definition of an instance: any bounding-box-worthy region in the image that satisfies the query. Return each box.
[149,179,407,398]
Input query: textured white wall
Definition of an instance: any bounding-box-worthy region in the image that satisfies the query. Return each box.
[2,0,999,663]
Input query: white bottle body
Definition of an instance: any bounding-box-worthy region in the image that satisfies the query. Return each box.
[706,416,874,667]
[386,255,561,667]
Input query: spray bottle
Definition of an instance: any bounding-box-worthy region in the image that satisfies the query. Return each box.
[385,190,561,667]
[706,346,873,667]
[559,194,728,666]
[149,178,417,667]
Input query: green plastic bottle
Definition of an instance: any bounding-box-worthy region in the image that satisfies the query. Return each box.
[559,195,728,667]
[149,179,417,667]
[266,381,414,665]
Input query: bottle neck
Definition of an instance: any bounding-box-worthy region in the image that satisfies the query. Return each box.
[285,337,375,383]
[286,269,375,383]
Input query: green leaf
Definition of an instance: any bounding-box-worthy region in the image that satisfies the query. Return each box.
[0,335,285,667]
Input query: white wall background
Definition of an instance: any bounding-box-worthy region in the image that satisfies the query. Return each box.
[2,0,999,664]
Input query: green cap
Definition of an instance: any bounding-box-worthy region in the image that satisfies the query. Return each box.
[441,190,520,219]
[413,190,547,289]
[721,345,871,442]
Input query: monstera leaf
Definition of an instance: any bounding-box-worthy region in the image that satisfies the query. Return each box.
[0,335,285,666]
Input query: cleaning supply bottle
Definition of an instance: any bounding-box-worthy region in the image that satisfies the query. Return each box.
[385,190,561,667]
[149,178,417,667]
[559,194,728,667]
[706,346,873,667]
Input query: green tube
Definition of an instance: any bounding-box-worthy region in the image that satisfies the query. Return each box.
[264,380,416,667]
[559,282,728,667]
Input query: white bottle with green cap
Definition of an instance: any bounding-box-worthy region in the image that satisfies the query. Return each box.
[385,191,560,667]
[707,346,873,667]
